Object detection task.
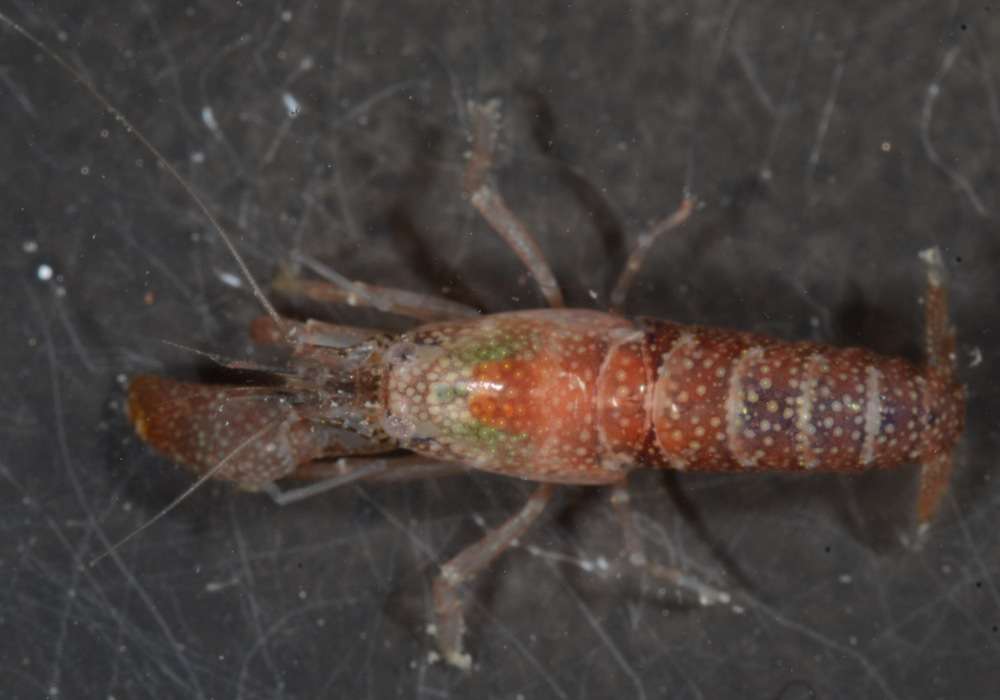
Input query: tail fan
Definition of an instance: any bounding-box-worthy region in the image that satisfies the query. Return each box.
[913,247,965,535]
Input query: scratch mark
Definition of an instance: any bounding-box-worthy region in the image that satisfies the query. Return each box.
[806,54,846,186]
[560,577,647,700]
[236,599,359,697]
[686,0,744,197]
[974,33,1000,142]
[228,503,284,699]
[759,10,816,181]
[355,488,440,562]
[52,293,97,375]
[470,601,570,699]
[920,45,991,217]
[744,593,901,700]
[0,65,37,115]
[732,44,778,115]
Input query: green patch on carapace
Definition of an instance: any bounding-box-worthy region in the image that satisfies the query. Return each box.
[450,332,536,366]
[431,382,470,404]
[447,419,528,452]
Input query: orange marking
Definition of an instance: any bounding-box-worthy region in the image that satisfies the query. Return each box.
[469,357,545,437]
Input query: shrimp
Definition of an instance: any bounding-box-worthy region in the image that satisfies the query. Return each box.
[126,101,964,668]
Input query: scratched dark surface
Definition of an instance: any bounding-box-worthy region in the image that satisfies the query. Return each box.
[2,1,998,698]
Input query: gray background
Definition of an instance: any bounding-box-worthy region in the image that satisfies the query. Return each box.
[2,1,998,698]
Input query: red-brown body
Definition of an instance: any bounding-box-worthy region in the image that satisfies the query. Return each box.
[129,308,964,501]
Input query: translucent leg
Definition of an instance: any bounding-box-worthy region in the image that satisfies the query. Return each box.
[463,100,565,309]
[261,459,391,506]
[263,455,470,506]
[432,483,555,670]
[273,256,480,322]
[250,315,385,349]
[610,482,730,606]
[609,195,695,313]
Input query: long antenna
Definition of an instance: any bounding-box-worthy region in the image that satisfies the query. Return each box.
[0,11,283,328]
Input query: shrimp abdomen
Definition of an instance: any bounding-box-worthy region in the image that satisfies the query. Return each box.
[642,321,963,475]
